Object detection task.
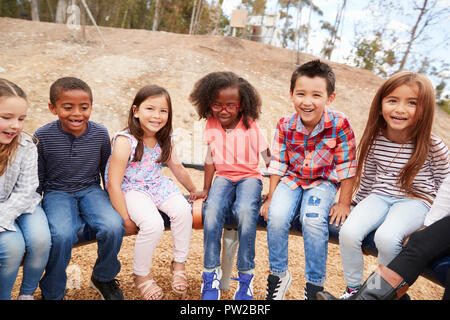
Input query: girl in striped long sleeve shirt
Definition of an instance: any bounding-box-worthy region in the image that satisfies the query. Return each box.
[338,71,450,299]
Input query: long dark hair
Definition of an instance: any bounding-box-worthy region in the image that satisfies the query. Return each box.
[127,85,173,163]
[189,71,261,129]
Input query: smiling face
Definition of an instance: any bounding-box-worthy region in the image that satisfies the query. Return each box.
[0,96,27,144]
[211,86,241,130]
[381,83,418,142]
[133,94,169,137]
[290,76,335,133]
[49,89,92,137]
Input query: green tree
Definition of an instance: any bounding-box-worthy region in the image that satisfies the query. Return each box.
[350,33,396,77]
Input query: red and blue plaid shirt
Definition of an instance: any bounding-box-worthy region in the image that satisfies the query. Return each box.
[268,108,357,190]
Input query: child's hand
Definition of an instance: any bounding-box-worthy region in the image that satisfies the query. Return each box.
[329,203,351,227]
[123,219,139,236]
[261,193,269,202]
[260,198,271,221]
[188,190,208,202]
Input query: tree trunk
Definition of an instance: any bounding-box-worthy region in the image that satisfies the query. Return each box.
[80,1,86,40]
[282,0,291,48]
[295,0,303,64]
[396,0,428,72]
[46,0,54,21]
[189,0,198,34]
[322,0,346,59]
[303,0,313,53]
[55,0,67,23]
[152,0,160,31]
[31,0,40,21]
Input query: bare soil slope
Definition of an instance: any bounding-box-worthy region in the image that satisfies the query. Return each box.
[1,17,447,300]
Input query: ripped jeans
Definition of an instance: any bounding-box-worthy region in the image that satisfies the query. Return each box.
[267,181,337,285]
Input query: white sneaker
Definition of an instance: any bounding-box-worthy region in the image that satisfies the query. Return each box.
[265,270,292,300]
[339,287,359,299]
[17,294,34,300]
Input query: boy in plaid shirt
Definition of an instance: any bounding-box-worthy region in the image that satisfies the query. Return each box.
[261,60,357,300]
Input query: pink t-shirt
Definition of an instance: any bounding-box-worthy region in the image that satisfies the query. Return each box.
[203,116,269,182]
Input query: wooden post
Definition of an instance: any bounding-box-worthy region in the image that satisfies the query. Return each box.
[79,0,107,47]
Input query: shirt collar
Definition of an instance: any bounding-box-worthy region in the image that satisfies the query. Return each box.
[291,107,333,136]
[56,120,91,139]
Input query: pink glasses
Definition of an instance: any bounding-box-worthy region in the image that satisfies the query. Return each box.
[210,104,240,112]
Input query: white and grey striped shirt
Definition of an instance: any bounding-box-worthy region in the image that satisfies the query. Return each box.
[353,133,450,208]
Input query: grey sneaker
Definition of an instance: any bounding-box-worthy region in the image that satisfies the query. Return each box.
[90,275,124,300]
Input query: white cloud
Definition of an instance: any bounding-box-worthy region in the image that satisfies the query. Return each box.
[221,0,242,17]
[385,20,410,32]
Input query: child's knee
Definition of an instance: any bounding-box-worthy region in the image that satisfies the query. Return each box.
[204,202,224,230]
[374,229,403,254]
[171,200,193,222]
[51,225,77,247]
[26,232,52,254]
[2,237,26,262]
[339,222,363,248]
[138,216,165,237]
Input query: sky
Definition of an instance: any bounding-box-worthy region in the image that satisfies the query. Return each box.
[220,0,450,90]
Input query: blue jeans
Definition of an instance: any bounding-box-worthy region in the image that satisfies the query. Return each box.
[339,193,429,287]
[39,184,125,300]
[0,205,51,300]
[203,177,262,272]
[267,181,337,285]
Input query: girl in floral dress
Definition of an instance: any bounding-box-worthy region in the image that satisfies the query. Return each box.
[106,85,202,300]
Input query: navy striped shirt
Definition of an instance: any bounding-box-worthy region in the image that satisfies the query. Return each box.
[35,120,111,194]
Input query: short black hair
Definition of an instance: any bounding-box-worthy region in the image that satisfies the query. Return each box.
[49,77,93,105]
[189,71,261,129]
[290,59,335,96]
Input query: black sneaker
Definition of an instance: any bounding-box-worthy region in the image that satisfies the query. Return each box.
[265,270,292,300]
[90,275,125,300]
[304,282,324,300]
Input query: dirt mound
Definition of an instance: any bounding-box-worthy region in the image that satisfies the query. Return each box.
[1,17,446,300]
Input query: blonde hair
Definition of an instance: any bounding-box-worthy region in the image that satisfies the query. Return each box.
[0,78,28,176]
[354,72,436,200]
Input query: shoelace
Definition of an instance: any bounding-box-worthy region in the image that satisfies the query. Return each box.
[231,275,253,296]
[203,272,221,292]
[339,288,358,300]
[265,276,280,300]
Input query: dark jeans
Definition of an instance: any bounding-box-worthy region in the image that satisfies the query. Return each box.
[39,184,125,300]
[388,216,450,299]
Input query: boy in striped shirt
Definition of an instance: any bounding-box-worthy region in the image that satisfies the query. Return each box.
[261,60,357,300]
[36,77,125,300]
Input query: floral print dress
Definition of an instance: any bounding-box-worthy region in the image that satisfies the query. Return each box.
[105,130,181,206]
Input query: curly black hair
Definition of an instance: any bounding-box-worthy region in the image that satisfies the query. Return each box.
[189,71,261,129]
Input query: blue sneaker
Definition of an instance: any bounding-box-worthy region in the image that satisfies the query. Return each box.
[201,268,222,300]
[232,272,254,300]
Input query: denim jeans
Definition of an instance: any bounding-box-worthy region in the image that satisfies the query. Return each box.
[267,180,337,285]
[203,177,262,272]
[339,193,429,287]
[0,205,51,300]
[39,184,125,300]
